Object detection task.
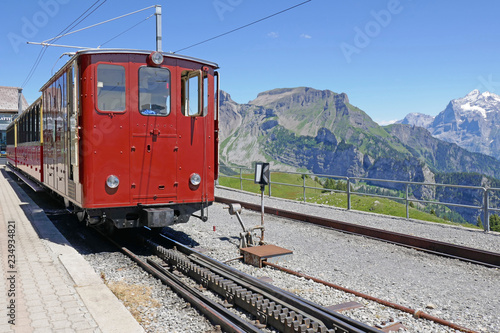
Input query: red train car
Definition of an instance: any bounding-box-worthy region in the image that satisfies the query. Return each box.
[6,97,43,181]
[7,49,220,229]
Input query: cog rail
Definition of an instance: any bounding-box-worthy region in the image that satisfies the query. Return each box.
[99,231,255,333]
[146,233,380,333]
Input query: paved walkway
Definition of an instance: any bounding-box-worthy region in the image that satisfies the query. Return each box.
[0,165,144,333]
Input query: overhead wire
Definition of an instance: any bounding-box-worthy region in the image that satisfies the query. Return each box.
[22,0,107,88]
[22,0,105,87]
[22,48,47,88]
[174,0,312,53]
[98,13,155,48]
[43,5,155,44]
[47,0,107,43]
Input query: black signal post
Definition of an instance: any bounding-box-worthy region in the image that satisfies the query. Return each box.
[254,163,270,244]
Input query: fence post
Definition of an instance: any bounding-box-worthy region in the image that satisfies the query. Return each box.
[303,175,306,203]
[406,183,409,219]
[484,188,490,232]
[239,168,243,190]
[347,177,351,210]
[268,172,272,197]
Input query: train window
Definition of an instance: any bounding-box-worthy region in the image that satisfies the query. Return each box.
[181,70,202,117]
[35,105,40,141]
[26,114,29,142]
[97,64,126,112]
[6,126,14,146]
[22,116,24,143]
[21,116,25,143]
[139,67,171,116]
[30,108,34,142]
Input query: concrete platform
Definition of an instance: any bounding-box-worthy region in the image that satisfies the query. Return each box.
[0,165,144,333]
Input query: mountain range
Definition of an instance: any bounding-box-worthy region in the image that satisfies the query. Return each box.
[398,90,500,160]
[219,87,500,224]
[220,87,500,186]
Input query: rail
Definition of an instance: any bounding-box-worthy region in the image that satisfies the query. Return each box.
[145,232,380,332]
[219,167,500,232]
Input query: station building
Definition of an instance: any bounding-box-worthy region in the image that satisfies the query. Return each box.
[0,86,29,150]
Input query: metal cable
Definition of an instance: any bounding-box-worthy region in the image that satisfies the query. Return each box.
[22,0,106,88]
[174,0,312,53]
[43,5,155,44]
[98,13,155,48]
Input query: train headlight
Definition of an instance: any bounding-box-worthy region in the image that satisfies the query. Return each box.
[190,173,201,186]
[106,175,120,189]
[149,51,164,66]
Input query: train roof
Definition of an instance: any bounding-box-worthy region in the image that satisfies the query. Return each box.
[41,49,219,91]
[76,49,219,68]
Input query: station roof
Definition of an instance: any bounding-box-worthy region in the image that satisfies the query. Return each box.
[0,86,28,113]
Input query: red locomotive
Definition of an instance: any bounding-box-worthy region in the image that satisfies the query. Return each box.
[7,49,220,230]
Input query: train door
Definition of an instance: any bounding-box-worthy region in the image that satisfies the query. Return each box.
[66,63,80,204]
[43,89,56,189]
[176,66,214,203]
[129,65,178,204]
[56,75,67,194]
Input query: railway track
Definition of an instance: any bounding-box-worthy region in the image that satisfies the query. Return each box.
[215,196,500,269]
[103,229,381,333]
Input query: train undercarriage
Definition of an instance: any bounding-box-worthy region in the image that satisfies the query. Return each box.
[75,202,211,229]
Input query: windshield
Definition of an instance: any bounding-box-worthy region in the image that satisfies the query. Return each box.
[139,67,171,116]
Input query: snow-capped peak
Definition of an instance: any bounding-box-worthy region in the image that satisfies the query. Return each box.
[453,90,500,119]
[399,89,500,161]
[481,91,500,102]
[466,89,480,98]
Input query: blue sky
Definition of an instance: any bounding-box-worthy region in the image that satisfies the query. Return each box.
[1,0,500,124]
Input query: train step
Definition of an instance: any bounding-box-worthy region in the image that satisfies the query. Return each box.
[7,165,44,192]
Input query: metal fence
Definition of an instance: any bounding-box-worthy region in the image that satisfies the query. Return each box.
[219,167,500,232]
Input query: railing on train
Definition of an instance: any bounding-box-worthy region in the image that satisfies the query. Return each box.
[219,167,500,232]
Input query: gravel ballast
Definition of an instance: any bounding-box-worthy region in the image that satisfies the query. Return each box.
[166,187,499,332]
[84,252,216,333]
[81,186,499,332]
